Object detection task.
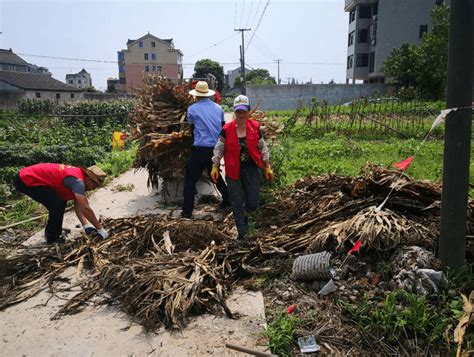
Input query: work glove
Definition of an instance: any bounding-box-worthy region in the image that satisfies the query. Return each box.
[97,227,109,240]
[83,223,96,235]
[211,164,220,183]
[264,167,275,182]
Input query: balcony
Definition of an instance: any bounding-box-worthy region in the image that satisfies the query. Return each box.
[344,0,377,12]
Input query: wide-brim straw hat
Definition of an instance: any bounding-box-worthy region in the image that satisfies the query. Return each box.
[83,165,107,187]
[189,81,215,97]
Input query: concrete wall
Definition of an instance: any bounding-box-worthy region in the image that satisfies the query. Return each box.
[0,91,25,110]
[83,92,132,101]
[247,84,389,110]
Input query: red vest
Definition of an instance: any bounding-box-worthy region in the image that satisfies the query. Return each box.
[19,163,86,201]
[223,119,263,180]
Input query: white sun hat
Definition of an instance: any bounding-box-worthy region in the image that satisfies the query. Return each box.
[233,94,250,111]
[189,81,215,97]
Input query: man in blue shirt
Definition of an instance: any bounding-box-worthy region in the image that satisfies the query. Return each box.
[182,81,229,218]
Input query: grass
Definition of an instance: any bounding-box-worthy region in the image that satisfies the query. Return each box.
[0,197,43,228]
[264,313,300,356]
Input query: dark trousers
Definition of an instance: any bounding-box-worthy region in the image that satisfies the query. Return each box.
[13,174,67,242]
[226,166,261,236]
[182,146,229,215]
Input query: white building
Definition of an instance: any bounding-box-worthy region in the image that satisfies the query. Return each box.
[65,68,92,89]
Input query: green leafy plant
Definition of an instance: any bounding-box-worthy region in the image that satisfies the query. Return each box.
[264,313,300,356]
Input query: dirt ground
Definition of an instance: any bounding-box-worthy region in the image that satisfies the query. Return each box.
[1,169,267,356]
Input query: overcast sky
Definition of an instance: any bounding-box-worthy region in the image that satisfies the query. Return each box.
[0,0,348,90]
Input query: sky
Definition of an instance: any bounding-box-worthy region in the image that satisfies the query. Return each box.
[0,0,348,91]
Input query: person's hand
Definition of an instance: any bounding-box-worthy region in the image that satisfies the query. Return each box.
[211,164,220,183]
[97,227,109,239]
[264,167,275,182]
[83,223,96,235]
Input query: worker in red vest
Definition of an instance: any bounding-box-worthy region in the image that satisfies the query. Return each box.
[210,95,274,244]
[13,163,109,244]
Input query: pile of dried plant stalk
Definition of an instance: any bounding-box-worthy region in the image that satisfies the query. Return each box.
[129,76,194,192]
[258,164,474,257]
[1,165,473,331]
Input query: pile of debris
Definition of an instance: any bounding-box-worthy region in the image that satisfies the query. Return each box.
[129,76,194,192]
[1,165,473,336]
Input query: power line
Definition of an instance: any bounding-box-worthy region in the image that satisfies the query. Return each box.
[246,0,270,51]
[249,0,262,30]
[233,1,237,28]
[244,0,254,28]
[185,33,238,58]
[239,0,245,28]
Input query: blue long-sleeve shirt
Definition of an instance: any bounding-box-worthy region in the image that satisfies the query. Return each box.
[187,98,224,147]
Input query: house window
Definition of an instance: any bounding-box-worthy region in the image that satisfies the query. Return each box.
[348,31,355,46]
[144,53,149,60]
[151,41,156,47]
[419,25,428,38]
[119,65,125,73]
[156,66,162,72]
[358,29,368,43]
[56,93,60,99]
[369,23,377,45]
[144,66,149,72]
[369,51,375,73]
[349,10,355,23]
[436,0,444,5]
[68,80,73,84]
[358,5,371,19]
[152,65,156,72]
[78,79,82,84]
[356,53,369,67]
[117,51,124,61]
[347,55,354,69]
[35,92,41,98]
[71,93,75,99]
[151,53,156,60]
[119,77,126,84]
[139,41,143,48]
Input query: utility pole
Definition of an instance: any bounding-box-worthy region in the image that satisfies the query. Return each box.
[234,28,251,95]
[275,59,283,85]
[439,0,473,268]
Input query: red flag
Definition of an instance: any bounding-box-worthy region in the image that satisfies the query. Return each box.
[393,156,414,171]
[348,239,362,255]
[287,304,298,314]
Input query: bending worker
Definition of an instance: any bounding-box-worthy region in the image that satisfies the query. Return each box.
[181,81,230,218]
[13,163,109,244]
[211,95,274,243]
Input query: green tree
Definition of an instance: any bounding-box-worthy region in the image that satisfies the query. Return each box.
[193,59,225,91]
[382,4,449,99]
[246,68,276,85]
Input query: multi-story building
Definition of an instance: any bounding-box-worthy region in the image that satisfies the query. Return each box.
[225,66,250,89]
[117,33,183,93]
[344,0,446,83]
[65,68,92,89]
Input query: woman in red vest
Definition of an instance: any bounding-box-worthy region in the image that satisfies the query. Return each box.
[211,95,274,243]
[13,163,109,244]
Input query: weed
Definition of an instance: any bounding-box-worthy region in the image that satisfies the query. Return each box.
[113,184,135,192]
[0,197,41,227]
[341,291,451,346]
[264,313,300,356]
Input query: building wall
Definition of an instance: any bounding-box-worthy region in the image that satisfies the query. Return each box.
[346,0,439,82]
[120,36,183,93]
[375,0,435,77]
[24,90,84,102]
[66,73,92,89]
[247,84,389,110]
[0,91,25,110]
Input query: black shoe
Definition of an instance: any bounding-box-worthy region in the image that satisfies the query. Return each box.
[46,235,66,245]
[181,212,192,219]
[219,201,231,209]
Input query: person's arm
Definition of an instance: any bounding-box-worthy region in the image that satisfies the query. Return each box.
[212,136,226,165]
[74,193,109,238]
[257,129,270,168]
